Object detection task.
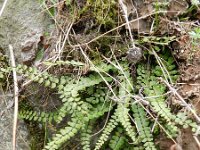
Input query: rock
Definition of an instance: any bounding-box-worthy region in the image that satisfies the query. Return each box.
[0,0,53,63]
[0,93,30,150]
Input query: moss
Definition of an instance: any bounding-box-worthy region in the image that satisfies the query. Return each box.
[88,35,128,62]
[75,0,118,28]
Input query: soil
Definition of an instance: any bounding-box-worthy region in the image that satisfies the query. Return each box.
[171,35,200,150]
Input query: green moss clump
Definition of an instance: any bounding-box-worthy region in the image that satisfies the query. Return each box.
[75,0,118,28]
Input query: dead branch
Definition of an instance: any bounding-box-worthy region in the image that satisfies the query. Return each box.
[9,45,19,150]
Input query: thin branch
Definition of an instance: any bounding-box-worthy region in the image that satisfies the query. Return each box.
[9,45,19,150]
[0,0,9,17]
[193,135,200,149]
[118,0,135,48]
[161,78,200,123]
[152,49,173,84]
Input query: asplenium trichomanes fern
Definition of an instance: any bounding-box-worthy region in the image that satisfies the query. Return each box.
[136,54,200,138]
[131,104,156,150]
[14,61,140,150]
[1,55,199,150]
[92,62,138,150]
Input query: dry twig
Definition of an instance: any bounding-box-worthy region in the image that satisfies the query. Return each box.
[118,0,135,48]
[161,78,200,123]
[161,78,200,148]
[9,45,19,150]
[0,0,9,17]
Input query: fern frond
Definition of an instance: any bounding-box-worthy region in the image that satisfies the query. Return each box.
[109,127,126,150]
[90,62,117,73]
[85,85,107,104]
[16,64,71,89]
[88,102,111,120]
[132,104,156,150]
[19,109,58,123]
[162,122,178,138]
[136,56,200,139]
[80,123,92,150]
[116,105,136,143]
[94,112,118,150]
[53,103,70,123]
[153,53,179,82]
[14,56,197,150]
[44,118,82,150]
[137,64,178,135]
[58,74,112,120]
[174,112,200,135]
[116,65,136,143]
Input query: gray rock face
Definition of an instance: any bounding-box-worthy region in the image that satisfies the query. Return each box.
[0,0,53,63]
[0,0,54,149]
[0,93,30,150]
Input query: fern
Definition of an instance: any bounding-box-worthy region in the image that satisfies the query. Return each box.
[19,109,58,123]
[46,74,114,149]
[7,54,198,150]
[153,52,179,82]
[109,127,126,150]
[132,104,156,150]
[116,105,136,142]
[16,64,69,89]
[90,62,117,73]
[137,64,178,136]
[94,65,137,149]
[162,123,178,138]
[94,112,118,150]
[80,123,93,150]
[14,64,115,149]
[116,66,137,143]
[44,118,82,150]
[19,99,75,124]
[58,74,112,119]
[136,54,200,139]
[174,112,200,134]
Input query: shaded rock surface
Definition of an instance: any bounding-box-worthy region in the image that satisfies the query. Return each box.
[0,92,29,150]
[0,0,53,63]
